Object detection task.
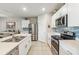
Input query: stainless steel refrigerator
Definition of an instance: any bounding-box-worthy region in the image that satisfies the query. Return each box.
[29,23,38,41]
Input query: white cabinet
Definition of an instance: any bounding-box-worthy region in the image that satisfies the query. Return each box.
[52,4,68,27]
[68,3,79,26]
[52,14,57,27]
[25,36,31,54]
[19,37,28,55]
[58,4,68,17]
[52,3,79,27]
[22,20,30,28]
[19,36,31,55]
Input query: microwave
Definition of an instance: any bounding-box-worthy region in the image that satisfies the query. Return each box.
[55,14,68,27]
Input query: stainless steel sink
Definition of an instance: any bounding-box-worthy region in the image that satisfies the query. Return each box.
[2,36,25,42]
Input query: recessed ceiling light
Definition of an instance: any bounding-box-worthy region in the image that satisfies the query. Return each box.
[42,8,45,12]
[23,7,27,11]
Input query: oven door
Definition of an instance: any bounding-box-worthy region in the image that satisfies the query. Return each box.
[51,38,59,55]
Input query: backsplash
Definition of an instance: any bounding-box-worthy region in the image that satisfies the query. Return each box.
[52,26,79,38]
[52,27,66,33]
[67,26,79,38]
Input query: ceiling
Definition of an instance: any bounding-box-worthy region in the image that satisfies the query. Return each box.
[0,3,64,17]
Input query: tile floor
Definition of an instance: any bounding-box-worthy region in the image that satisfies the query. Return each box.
[28,41,52,55]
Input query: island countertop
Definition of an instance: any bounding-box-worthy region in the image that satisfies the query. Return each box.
[0,33,31,55]
[0,42,19,55]
[59,40,79,54]
[0,33,31,42]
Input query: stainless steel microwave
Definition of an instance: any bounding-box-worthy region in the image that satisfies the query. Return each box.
[55,14,68,27]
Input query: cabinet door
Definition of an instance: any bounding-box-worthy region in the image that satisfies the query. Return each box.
[52,15,56,27]
[59,4,68,16]
[19,38,28,55]
[19,36,31,55]
[26,37,31,53]
[68,3,79,26]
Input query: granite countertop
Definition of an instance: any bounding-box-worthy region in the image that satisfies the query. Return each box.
[59,40,79,54]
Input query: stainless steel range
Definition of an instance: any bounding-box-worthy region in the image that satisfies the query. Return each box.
[51,31,75,55]
[51,35,60,55]
[61,31,75,39]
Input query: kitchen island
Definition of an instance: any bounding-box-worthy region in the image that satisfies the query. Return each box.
[0,34,31,55]
[0,42,19,55]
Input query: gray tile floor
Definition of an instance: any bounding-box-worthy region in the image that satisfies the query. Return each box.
[28,41,52,55]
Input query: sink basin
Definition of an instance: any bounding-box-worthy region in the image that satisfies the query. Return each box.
[2,36,25,42]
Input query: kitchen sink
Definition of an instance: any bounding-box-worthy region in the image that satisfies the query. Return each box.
[2,36,25,42]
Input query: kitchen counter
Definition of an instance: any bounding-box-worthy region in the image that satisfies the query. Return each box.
[0,32,15,34]
[59,40,79,54]
[0,36,12,42]
[0,32,15,38]
[0,42,19,55]
[0,33,31,55]
[0,33,31,42]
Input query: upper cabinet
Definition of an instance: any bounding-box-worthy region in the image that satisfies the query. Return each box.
[57,4,68,17]
[52,3,79,28]
[68,3,79,27]
[22,20,30,28]
[52,4,68,27]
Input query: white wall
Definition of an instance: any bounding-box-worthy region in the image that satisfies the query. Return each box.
[38,13,52,44]
[47,14,52,47]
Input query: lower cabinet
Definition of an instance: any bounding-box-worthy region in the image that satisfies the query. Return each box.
[19,36,31,55]
[7,36,31,55]
[59,46,72,55]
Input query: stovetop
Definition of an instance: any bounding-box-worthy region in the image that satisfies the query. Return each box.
[51,35,62,40]
[51,35,75,40]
